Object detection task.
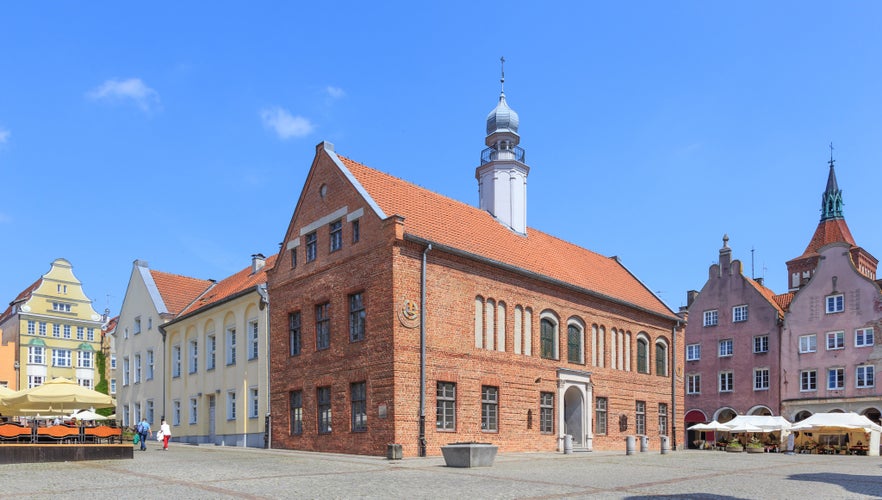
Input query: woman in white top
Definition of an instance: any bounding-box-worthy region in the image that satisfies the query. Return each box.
[159,419,171,450]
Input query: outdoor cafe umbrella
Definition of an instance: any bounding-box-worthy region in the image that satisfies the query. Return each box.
[0,377,114,415]
[69,409,108,421]
[724,422,764,433]
[688,421,730,432]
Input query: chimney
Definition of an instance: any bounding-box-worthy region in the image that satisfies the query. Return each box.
[686,290,699,308]
[251,253,266,274]
[755,277,764,287]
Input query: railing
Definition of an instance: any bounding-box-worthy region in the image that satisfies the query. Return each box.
[480,146,526,166]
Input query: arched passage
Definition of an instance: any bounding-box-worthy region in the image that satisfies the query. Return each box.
[564,386,584,447]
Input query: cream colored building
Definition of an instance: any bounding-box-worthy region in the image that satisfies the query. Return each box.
[0,258,104,392]
[160,254,274,447]
[113,260,213,428]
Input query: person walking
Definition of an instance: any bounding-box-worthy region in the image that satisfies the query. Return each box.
[159,419,171,450]
[137,417,151,451]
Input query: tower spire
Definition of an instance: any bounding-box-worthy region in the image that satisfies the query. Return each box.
[821,143,844,220]
[500,56,505,92]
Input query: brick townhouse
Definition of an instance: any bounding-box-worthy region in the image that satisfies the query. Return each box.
[266,83,684,457]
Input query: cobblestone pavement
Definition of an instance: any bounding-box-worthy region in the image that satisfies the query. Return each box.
[1,441,881,499]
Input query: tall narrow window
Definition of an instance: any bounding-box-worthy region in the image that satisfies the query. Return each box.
[316,303,330,350]
[248,320,259,360]
[329,220,343,252]
[658,403,668,435]
[227,391,237,420]
[540,392,554,434]
[134,354,141,382]
[655,340,668,376]
[290,391,303,435]
[226,327,237,365]
[595,397,608,435]
[290,247,297,268]
[172,345,181,377]
[189,398,198,424]
[349,293,365,342]
[305,231,317,262]
[635,400,646,435]
[189,340,198,374]
[351,219,360,243]
[146,350,154,380]
[173,400,181,426]
[317,386,332,433]
[567,323,583,364]
[686,374,700,394]
[436,382,456,431]
[540,318,557,359]
[637,337,649,374]
[206,334,216,370]
[249,388,259,418]
[289,312,302,355]
[481,386,498,432]
[351,382,367,432]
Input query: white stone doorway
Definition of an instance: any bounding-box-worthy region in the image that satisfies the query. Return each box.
[557,368,593,451]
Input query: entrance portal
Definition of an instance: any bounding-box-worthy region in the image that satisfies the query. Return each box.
[564,386,584,447]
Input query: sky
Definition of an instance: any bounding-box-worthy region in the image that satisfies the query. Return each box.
[2,1,881,318]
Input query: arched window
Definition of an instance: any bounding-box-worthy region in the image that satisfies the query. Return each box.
[655,339,668,376]
[636,335,649,374]
[567,319,584,364]
[474,297,484,349]
[540,314,558,360]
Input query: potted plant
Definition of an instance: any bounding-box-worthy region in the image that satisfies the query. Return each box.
[746,437,764,453]
[725,439,744,452]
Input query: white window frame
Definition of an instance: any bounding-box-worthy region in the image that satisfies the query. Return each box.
[826,294,844,313]
[78,350,92,368]
[172,345,182,378]
[753,367,770,391]
[123,357,130,386]
[189,339,198,374]
[248,319,259,360]
[227,390,237,420]
[732,305,748,323]
[856,327,875,347]
[249,387,259,418]
[207,334,216,370]
[28,346,45,365]
[52,349,72,367]
[856,365,875,388]
[686,374,700,394]
[718,339,733,357]
[189,398,198,424]
[826,331,845,350]
[799,334,817,353]
[134,353,141,383]
[753,335,769,354]
[703,310,718,327]
[800,370,817,391]
[719,371,733,392]
[686,343,700,361]
[827,367,845,390]
[110,378,117,394]
[173,400,181,426]
[226,327,237,365]
[146,350,154,380]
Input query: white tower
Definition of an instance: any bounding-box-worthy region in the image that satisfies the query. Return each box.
[476,57,529,234]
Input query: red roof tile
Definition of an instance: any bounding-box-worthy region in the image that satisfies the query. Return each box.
[0,278,43,324]
[773,292,795,311]
[149,270,214,316]
[746,278,785,317]
[798,219,856,258]
[179,254,277,317]
[338,155,675,319]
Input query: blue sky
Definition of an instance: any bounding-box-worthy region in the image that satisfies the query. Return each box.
[2,2,881,317]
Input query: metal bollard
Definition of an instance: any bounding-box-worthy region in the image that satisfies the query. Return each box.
[625,435,635,455]
[640,435,649,452]
[660,435,670,454]
[563,434,573,454]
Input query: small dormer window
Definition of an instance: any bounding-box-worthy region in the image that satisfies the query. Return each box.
[134,317,142,335]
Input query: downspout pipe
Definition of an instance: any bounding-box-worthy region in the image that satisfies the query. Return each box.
[158,325,168,422]
[419,243,432,457]
[671,320,679,451]
[258,284,271,449]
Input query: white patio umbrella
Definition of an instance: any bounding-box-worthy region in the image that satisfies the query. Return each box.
[70,409,108,421]
[725,422,764,433]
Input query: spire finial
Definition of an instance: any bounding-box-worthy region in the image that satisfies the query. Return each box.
[723,234,729,248]
[829,142,835,168]
[500,56,505,92]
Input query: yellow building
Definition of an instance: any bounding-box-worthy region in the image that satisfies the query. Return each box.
[0,258,105,391]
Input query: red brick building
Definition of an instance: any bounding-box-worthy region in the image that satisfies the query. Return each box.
[267,88,683,457]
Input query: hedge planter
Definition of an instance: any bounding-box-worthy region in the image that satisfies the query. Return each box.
[746,446,764,453]
[726,445,744,453]
[441,442,498,468]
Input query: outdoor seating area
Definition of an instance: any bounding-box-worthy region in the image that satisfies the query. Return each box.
[0,422,122,444]
[688,413,882,457]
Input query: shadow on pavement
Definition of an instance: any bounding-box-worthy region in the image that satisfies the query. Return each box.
[788,472,882,498]
[624,495,744,500]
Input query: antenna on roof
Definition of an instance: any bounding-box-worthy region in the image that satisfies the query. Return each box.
[500,56,505,92]
[751,246,755,279]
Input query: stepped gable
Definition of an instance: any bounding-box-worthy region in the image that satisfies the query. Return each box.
[339,155,675,319]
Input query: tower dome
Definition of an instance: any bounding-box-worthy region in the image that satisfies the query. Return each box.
[486,91,520,136]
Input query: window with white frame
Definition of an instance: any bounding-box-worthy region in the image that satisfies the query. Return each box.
[718,339,733,357]
[799,334,817,353]
[226,327,237,365]
[111,354,117,370]
[719,371,733,392]
[733,305,748,322]
[134,316,142,334]
[173,400,181,426]
[110,379,116,394]
[146,350,154,380]
[827,367,845,390]
[123,405,130,427]
[146,399,154,424]
[856,328,875,347]
[826,331,845,350]
[189,398,198,424]
[686,344,700,361]
[63,325,71,339]
[753,335,769,353]
[248,319,259,360]
[227,390,237,420]
[39,322,47,336]
[27,320,35,335]
[134,403,141,423]
[78,378,93,389]
[52,302,72,312]
[76,326,84,340]
[123,357,130,385]
[28,375,44,388]
[249,387,259,418]
[189,339,198,374]
[635,400,646,435]
[687,374,700,394]
[87,328,95,341]
[703,310,718,327]
[53,349,71,367]
[207,334,216,370]
[52,324,60,337]
[78,350,92,368]
[28,346,45,365]
[134,354,141,383]
[754,368,770,390]
[857,365,875,388]
[826,294,844,313]
[172,345,181,377]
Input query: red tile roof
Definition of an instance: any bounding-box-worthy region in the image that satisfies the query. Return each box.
[797,218,856,259]
[338,155,676,319]
[149,270,214,316]
[773,292,795,311]
[178,254,277,317]
[745,278,785,317]
[0,278,43,324]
